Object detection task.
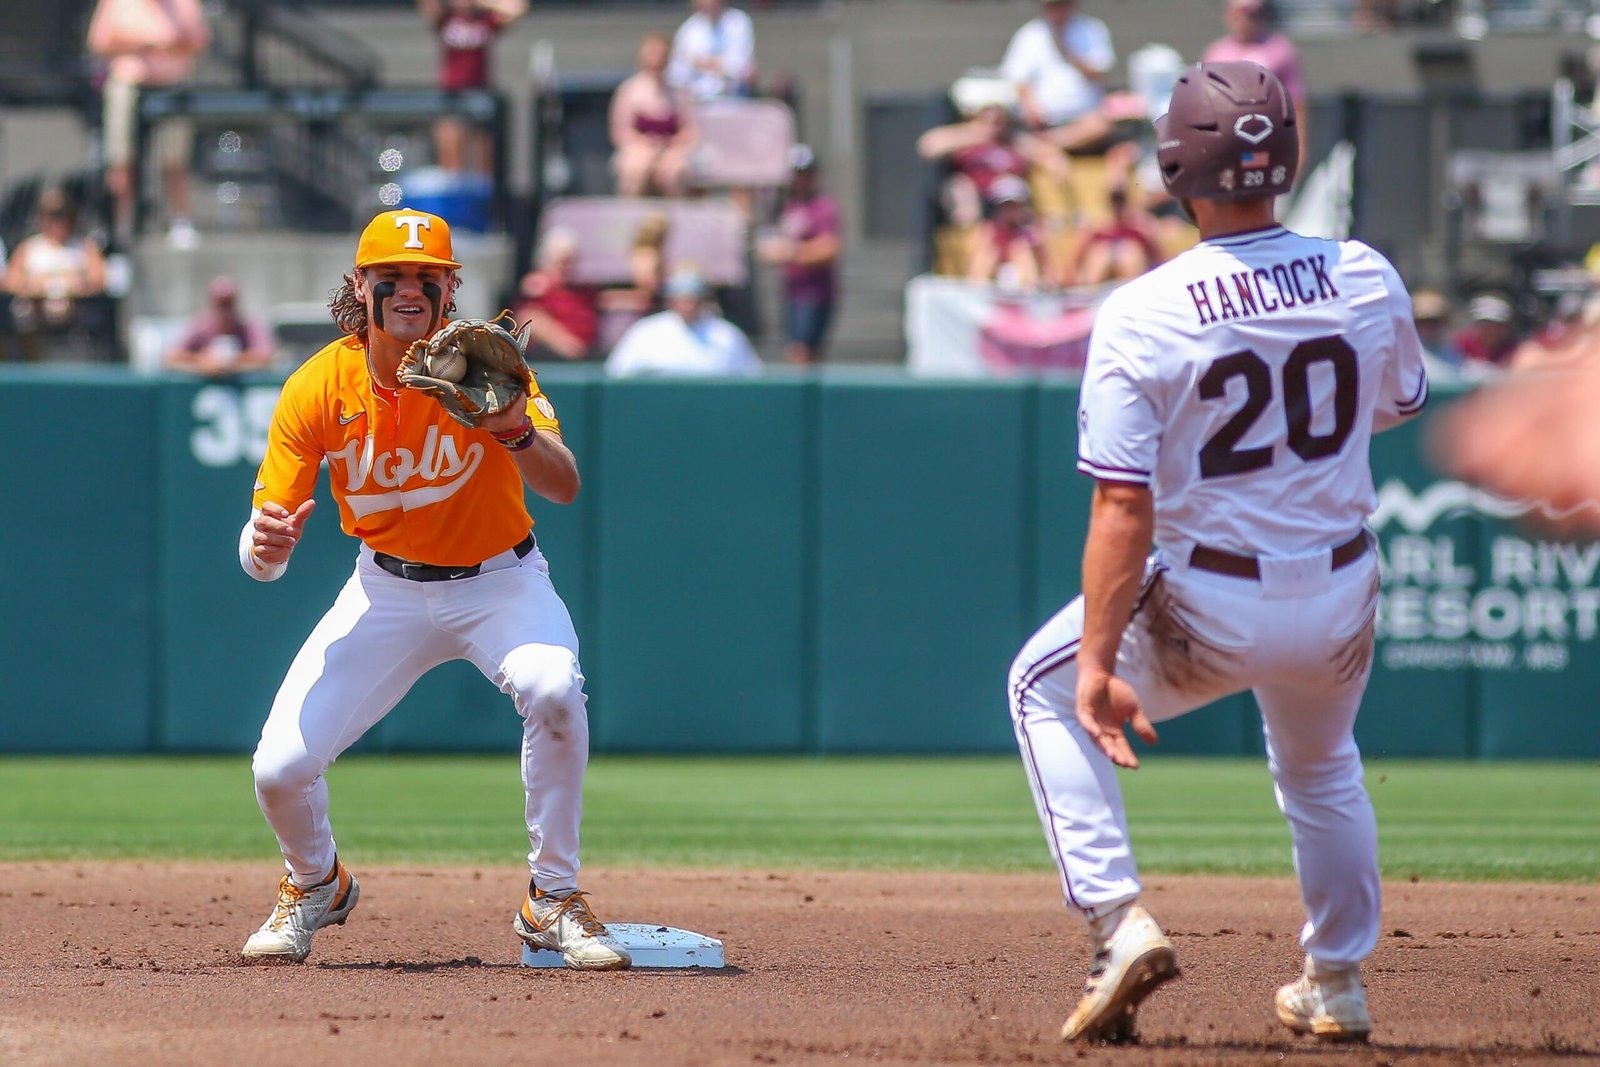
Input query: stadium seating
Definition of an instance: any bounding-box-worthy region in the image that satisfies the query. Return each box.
[688,98,798,190]
[537,196,749,287]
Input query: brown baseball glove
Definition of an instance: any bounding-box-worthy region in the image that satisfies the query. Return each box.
[397,316,534,429]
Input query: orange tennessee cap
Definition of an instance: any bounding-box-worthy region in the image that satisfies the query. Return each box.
[354,209,463,270]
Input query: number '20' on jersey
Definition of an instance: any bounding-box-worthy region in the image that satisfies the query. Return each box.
[1076,224,1429,559]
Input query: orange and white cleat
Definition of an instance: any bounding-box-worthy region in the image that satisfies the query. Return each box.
[513,884,631,971]
[241,859,360,962]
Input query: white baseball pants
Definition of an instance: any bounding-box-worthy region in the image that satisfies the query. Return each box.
[1010,546,1382,969]
[251,540,590,892]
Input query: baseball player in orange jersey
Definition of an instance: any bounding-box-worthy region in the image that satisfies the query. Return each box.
[1009,62,1428,1044]
[238,209,629,969]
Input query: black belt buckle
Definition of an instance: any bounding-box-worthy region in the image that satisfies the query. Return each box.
[400,561,478,582]
[376,533,534,583]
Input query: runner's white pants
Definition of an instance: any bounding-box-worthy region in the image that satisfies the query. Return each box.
[1009,544,1382,968]
[252,540,590,891]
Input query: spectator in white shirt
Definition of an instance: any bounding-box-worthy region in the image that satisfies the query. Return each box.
[667,0,755,101]
[606,266,761,377]
[1000,0,1115,130]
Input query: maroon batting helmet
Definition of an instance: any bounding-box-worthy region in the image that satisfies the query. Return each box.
[1155,61,1298,202]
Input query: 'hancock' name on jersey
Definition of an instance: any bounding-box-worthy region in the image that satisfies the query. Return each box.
[1185,254,1340,326]
[1076,224,1429,560]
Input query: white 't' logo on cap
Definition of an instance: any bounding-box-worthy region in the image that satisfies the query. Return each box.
[1234,114,1274,145]
[394,214,431,249]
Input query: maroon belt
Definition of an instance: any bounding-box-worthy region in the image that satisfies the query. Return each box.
[1188,532,1369,581]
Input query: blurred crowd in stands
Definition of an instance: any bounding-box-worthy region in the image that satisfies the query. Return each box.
[3,0,1600,383]
[919,0,1305,294]
[507,0,839,373]
[912,0,1600,382]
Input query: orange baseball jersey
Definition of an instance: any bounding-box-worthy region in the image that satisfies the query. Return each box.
[253,334,562,566]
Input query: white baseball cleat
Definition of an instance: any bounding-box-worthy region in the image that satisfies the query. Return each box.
[1060,903,1180,1043]
[241,859,360,962]
[1276,955,1372,1042]
[513,885,632,971]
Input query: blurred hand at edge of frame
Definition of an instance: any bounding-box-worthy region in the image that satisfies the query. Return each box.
[1428,354,1600,539]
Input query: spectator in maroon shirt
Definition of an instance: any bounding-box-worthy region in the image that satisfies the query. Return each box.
[917,103,1069,228]
[513,228,601,362]
[1067,184,1161,286]
[1454,293,1520,369]
[966,174,1050,291]
[418,0,526,173]
[165,275,275,376]
[757,145,842,364]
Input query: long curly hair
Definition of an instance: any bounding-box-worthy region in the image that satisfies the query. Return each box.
[327,271,460,343]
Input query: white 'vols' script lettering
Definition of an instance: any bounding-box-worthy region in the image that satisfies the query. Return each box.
[327,425,484,519]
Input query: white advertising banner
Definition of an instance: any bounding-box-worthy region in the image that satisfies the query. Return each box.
[904,274,1112,377]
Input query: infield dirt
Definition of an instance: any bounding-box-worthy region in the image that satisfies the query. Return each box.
[0,863,1594,1066]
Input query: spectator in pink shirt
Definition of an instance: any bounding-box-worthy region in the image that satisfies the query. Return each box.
[610,33,698,197]
[1202,0,1308,180]
[87,0,210,247]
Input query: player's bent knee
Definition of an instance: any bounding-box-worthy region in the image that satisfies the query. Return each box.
[1270,749,1364,794]
[503,646,585,721]
[251,747,326,799]
[1007,649,1041,693]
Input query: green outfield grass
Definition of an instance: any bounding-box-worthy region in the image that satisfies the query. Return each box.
[0,756,1593,882]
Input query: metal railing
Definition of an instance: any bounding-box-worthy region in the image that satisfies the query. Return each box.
[139,87,507,234]
[209,0,382,91]
[127,2,494,238]
[0,0,96,106]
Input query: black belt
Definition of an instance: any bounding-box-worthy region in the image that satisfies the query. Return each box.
[1189,531,1368,580]
[374,534,534,582]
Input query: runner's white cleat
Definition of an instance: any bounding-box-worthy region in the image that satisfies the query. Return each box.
[241,859,360,962]
[1060,904,1179,1043]
[1276,955,1372,1043]
[513,885,632,971]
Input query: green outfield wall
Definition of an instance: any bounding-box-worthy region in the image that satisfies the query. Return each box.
[1,367,1592,758]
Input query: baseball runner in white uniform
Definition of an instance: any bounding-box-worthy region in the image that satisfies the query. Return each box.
[1008,61,1428,1044]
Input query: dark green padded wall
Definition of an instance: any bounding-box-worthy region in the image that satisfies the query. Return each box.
[0,372,157,752]
[593,379,809,752]
[1,370,1594,759]
[814,375,1031,753]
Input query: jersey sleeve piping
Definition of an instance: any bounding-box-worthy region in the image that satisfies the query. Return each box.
[1394,371,1429,414]
[1076,459,1152,484]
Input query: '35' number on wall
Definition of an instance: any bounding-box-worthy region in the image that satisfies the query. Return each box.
[190,384,281,467]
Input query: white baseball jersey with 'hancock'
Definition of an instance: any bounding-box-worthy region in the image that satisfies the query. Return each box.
[1077,224,1428,559]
